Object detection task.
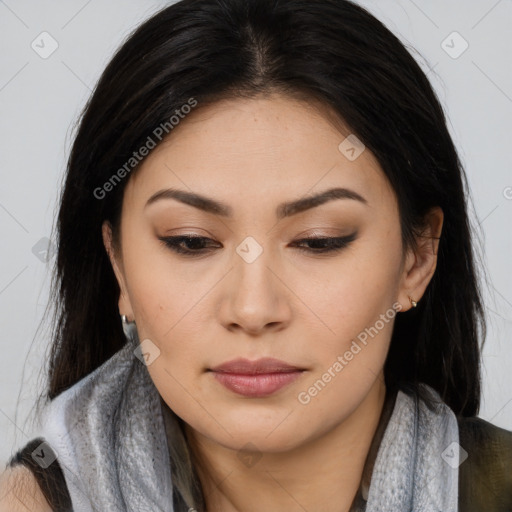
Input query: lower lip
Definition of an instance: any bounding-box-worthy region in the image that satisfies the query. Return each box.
[211,371,304,397]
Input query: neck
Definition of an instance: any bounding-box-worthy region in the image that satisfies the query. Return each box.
[185,377,388,512]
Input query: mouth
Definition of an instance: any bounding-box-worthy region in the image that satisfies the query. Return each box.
[208,357,306,397]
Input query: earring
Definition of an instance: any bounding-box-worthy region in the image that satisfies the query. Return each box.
[121,314,139,345]
[408,295,418,308]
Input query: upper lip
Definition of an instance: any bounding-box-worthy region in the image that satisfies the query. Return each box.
[210,357,304,374]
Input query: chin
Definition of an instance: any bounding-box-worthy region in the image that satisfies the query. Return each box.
[217,427,307,454]
[205,409,311,453]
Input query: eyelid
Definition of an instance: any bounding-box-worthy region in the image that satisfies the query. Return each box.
[157,231,358,257]
[291,232,357,252]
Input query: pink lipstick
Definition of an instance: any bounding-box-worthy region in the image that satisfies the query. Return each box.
[209,357,305,397]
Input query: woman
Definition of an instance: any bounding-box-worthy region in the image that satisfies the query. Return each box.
[1,0,511,510]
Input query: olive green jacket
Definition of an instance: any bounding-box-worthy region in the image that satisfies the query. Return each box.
[457,414,512,511]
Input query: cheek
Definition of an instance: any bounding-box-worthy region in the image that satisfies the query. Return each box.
[287,230,402,408]
[295,268,396,399]
[119,243,218,398]
[291,232,403,349]
[120,221,203,338]
[291,264,400,435]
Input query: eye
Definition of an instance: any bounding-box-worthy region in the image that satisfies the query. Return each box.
[158,235,219,256]
[290,233,357,254]
[158,233,357,257]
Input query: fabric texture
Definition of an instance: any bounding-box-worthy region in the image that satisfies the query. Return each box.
[36,332,461,512]
[457,415,512,511]
[364,385,460,511]
[38,336,175,512]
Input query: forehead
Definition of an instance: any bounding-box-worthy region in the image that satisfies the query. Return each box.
[124,94,395,216]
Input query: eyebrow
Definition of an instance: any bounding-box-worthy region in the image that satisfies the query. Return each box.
[144,186,368,219]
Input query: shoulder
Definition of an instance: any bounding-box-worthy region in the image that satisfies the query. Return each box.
[457,415,512,465]
[456,415,512,510]
[1,437,72,512]
[0,464,53,512]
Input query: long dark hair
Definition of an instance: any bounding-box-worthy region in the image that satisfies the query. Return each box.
[39,0,486,419]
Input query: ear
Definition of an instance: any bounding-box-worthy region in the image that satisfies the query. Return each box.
[398,206,444,311]
[102,220,134,320]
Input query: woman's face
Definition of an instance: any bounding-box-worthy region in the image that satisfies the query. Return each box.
[103,93,435,454]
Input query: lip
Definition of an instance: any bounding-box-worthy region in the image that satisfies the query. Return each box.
[210,357,303,374]
[209,358,305,397]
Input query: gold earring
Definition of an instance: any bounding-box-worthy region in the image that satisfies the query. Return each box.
[408,295,418,308]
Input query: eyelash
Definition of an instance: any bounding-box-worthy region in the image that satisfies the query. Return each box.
[158,233,357,256]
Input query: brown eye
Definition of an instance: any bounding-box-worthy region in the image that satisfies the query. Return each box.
[158,235,220,256]
[290,233,357,254]
[158,232,358,257]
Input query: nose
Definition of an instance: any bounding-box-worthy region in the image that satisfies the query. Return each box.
[218,250,292,336]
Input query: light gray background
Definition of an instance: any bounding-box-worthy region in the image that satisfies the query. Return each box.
[1,0,511,467]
